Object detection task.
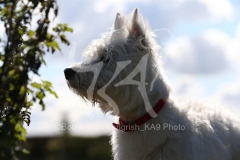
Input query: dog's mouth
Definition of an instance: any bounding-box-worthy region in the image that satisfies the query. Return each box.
[66,79,107,101]
[67,81,114,114]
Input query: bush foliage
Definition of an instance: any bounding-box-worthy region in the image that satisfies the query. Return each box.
[0,0,72,159]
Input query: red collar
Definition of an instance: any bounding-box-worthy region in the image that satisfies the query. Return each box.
[112,98,167,132]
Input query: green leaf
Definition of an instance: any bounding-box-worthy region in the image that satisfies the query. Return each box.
[52,41,61,50]
[0,8,6,16]
[31,82,42,89]
[60,34,70,45]
[22,149,30,154]
[28,30,35,38]
[19,29,25,35]
[66,27,73,32]
[39,100,46,111]
[10,84,15,91]
[46,41,61,51]
[14,122,27,142]
[49,90,58,98]
[27,101,34,108]
[36,91,44,100]
[39,53,47,65]
[19,86,26,96]
[41,80,52,88]
[8,69,15,77]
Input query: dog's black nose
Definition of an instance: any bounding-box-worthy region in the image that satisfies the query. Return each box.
[64,68,76,80]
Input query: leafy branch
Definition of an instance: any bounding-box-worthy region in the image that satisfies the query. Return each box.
[0,0,72,159]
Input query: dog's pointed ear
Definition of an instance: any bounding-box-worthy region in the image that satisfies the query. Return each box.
[114,13,124,30]
[131,8,145,37]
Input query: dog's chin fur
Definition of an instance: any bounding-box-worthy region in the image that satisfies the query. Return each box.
[65,8,240,160]
[67,81,115,114]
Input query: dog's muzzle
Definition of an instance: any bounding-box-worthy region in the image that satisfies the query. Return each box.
[64,68,76,80]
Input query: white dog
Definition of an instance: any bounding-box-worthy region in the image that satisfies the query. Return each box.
[64,9,240,160]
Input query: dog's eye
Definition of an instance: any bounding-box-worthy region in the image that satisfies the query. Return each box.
[103,58,110,63]
[100,55,110,63]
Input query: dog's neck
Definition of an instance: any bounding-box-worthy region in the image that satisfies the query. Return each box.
[119,77,170,122]
[113,97,168,132]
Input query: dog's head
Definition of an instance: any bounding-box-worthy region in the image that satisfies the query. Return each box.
[64,9,167,118]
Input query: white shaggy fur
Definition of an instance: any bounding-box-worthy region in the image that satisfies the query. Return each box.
[65,9,240,160]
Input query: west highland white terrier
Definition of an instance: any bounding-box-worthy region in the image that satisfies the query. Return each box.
[64,8,240,160]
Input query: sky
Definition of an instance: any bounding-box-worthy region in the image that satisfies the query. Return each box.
[5,0,239,137]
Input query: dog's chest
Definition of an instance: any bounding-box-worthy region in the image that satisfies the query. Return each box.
[112,129,168,160]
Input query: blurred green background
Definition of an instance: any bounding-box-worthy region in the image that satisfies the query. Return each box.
[17,135,111,160]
